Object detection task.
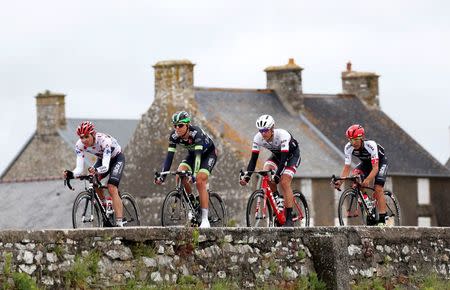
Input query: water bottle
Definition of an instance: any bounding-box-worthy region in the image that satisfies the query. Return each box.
[362,193,373,210]
[274,192,284,212]
[105,197,114,215]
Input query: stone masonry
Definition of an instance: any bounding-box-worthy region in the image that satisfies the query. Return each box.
[0,227,449,289]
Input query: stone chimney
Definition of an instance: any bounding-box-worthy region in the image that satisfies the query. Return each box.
[342,62,380,109]
[153,60,195,112]
[35,90,66,135]
[265,58,304,115]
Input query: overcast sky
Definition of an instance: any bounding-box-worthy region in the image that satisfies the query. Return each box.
[1,0,449,174]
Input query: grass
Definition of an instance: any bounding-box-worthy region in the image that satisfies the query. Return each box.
[130,242,156,259]
[64,250,101,288]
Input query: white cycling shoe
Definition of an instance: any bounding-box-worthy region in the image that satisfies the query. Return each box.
[200,219,210,228]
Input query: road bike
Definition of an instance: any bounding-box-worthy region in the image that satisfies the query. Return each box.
[331,175,401,226]
[241,170,310,227]
[65,173,141,228]
[157,170,227,227]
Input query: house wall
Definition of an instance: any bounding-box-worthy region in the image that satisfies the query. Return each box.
[430,177,450,226]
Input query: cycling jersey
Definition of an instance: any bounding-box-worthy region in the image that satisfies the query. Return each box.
[162,125,215,176]
[73,132,122,176]
[247,129,300,177]
[344,140,386,165]
[251,129,298,155]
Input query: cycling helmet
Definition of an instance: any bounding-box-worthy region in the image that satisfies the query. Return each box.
[171,111,191,124]
[346,124,365,139]
[256,115,275,130]
[76,121,96,137]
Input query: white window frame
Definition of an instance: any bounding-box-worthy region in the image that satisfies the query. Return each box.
[418,216,431,227]
[417,178,430,205]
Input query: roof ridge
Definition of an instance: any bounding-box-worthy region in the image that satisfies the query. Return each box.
[195,86,273,94]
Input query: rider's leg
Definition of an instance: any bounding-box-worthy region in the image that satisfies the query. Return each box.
[280,174,294,226]
[374,184,387,223]
[95,188,105,200]
[108,183,124,225]
[196,171,210,227]
[263,162,278,194]
[177,164,192,195]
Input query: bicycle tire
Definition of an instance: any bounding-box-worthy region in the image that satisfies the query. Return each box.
[120,192,141,226]
[207,191,227,227]
[246,190,274,227]
[72,191,102,229]
[161,190,189,227]
[384,190,401,226]
[338,188,367,226]
[292,190,310,227]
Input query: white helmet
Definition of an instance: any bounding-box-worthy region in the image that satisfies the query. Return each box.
[256,114,275,130]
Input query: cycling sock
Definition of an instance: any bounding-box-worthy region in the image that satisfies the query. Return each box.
[116,218,124,227]
[285,207,293,221]
[378,213,387,224]
[201,208,209,220]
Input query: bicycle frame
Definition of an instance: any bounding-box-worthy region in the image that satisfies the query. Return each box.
[249,170,305,226]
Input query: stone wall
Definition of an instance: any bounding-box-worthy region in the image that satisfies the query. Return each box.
[0,227,449,289]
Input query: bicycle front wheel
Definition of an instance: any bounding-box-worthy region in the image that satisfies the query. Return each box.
[384,190,401,226]
[120,192,141,226]
[292,190,310,227]
[208,191,227,227]
[246,190,274,227]
[161,190,189,227]
[72,191,102,229]
[338,188,366,226]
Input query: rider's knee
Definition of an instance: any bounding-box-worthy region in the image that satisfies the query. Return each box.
[107,183,118,194]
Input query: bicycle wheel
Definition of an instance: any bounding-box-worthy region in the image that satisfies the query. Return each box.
[72,191,102,228]
[208,191,227,227]
[246,190,274,227]
[338,188,367,226]
[120,192,141,226]
[384,190,401,226]
[161,190,189,227]
[292,190,310,227]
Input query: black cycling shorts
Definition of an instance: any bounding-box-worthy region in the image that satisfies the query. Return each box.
[93,152,125,187]
[180,148,217,176]
[352,160,388,186]
[266,147,301,176]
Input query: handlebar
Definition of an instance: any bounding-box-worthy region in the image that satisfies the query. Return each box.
[64,170,101,191]
[331,174,363,191]
[239,169,275,177]
[155,170,193,178]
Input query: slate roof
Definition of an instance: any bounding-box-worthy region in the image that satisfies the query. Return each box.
[194,87,343,178]
[0,180,75,229]
[302,94,450,177]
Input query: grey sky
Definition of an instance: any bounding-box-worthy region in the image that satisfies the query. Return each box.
[1,0,450,174]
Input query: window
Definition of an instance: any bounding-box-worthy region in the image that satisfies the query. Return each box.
[418,217,431,227]
[417,178,430,205]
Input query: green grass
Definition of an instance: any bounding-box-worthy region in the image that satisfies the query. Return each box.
[64,250,101,288]
[130,242,156,258]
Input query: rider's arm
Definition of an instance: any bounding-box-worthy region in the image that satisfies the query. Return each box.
[96,140,113,174]
[365,160,379,183]
[365,140,380,183]
[275,151,288,177]
[340,164,351,178]
[342,142,353,177]
[162,144,177,172]
[72,144,85,177]
[246,152,259,175]
[274,131,291,177]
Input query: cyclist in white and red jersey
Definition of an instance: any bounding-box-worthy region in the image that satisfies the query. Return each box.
[239,114,301,227]
[64,121,125,227]
[334,124,389,225]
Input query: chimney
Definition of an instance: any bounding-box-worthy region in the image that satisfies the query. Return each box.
[265,58,304,115]
[153,60,195,107]
[35,90,66,135]
[342,61,380,109]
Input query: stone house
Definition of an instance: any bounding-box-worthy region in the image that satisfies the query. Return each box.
[1,60,450,228]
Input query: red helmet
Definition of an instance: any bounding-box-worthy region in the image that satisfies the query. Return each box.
[346,124,365,139]
[76,121,96,137]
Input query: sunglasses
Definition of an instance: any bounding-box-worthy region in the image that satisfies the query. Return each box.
[173,123,186,128]
[80,135,90,140]
[259,128,270,133]
[348,137,362,142]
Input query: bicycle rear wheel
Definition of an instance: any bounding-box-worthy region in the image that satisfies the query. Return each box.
[338,188,367,226]
[72,191,102,228]
[120,192,141,226]
[292,190,310,227]
[246,190,274,227]
[384,190,401,226]
[161,190,189,227]
[208,191,227,227]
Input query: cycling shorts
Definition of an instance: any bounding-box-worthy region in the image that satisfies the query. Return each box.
[180,147,217,176]
[352,160,389,186]
[93,152,125,187]
[264,147,301,177]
